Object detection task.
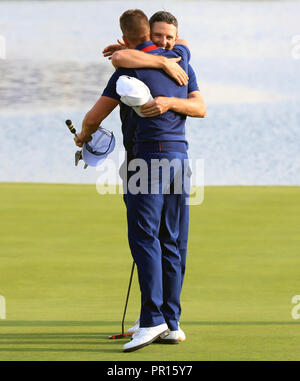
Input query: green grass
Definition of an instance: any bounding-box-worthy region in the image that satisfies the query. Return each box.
[0,183,299,361]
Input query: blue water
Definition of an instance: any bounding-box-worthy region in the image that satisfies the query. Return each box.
[0,0,300,185]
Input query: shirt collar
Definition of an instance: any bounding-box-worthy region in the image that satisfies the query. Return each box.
[135,40,159,52]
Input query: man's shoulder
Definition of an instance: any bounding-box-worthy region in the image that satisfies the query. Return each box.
[155,44,190,63]
[106,67,137,84]
[113,67,136,76]
[102,68,137,100]
[172,44,191,61]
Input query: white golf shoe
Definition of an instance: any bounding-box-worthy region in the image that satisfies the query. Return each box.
[127,317,140,335]
[156,326,186,344]
[123,323,170,352]
[127,317,186,344]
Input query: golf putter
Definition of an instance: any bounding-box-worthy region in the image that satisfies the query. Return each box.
[109,261,135,339]
[65,119,88,169]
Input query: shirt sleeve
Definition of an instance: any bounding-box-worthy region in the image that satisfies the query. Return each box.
[172,44,191,63]
[187,64,200,93]
[102,68,137,101]
[102,70,122,100]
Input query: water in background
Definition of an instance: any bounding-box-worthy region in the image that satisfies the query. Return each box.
[0,0,299,185]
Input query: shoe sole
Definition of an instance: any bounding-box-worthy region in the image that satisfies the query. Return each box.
[123,329,170,353]
[155,335,186,344]
[155,337,179,344]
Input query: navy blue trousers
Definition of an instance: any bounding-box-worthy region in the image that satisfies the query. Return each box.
[126,151,190,331]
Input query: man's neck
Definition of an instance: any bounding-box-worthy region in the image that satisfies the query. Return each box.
[126,36,151,49]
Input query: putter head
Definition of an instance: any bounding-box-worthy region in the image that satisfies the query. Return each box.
[75,150,88,169]
[108,333,132,340]
[75,150,82,166]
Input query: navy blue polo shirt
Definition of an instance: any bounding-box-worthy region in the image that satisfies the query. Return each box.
[102,41,191,145]
[187,65,199,94]
[118,63,199,155]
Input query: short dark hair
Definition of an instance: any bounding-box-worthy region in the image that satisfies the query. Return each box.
[119,9,150,45]
[149,11,178,31]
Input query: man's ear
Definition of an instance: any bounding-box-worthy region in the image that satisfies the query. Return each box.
[123,35,130,48]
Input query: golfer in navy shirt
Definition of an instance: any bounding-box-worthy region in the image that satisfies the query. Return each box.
[75,9,192,352]
[103,13,205,315]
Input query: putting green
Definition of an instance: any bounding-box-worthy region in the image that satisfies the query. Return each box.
[0,183,299,361]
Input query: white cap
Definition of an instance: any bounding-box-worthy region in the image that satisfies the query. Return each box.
[82,127,115,167]
[116,75,153,117]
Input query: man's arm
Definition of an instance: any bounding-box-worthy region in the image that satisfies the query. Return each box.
[111,42,206,117]
[140,91,206,118]
[111,50,189,86]
[140,59,205,118]
[102,39,126,60]
[103,37,189,59]
[75,96,119,147]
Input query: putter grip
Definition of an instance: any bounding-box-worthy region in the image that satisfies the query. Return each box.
[65,119,79,140]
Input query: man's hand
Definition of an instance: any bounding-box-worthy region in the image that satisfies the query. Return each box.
[162,57,189,86]
[74,96,119,147]
[74,132,92,148]
[102,39,126,60]
[141,97,172,117]
[141,91,206,118]
[175,38,190,48]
